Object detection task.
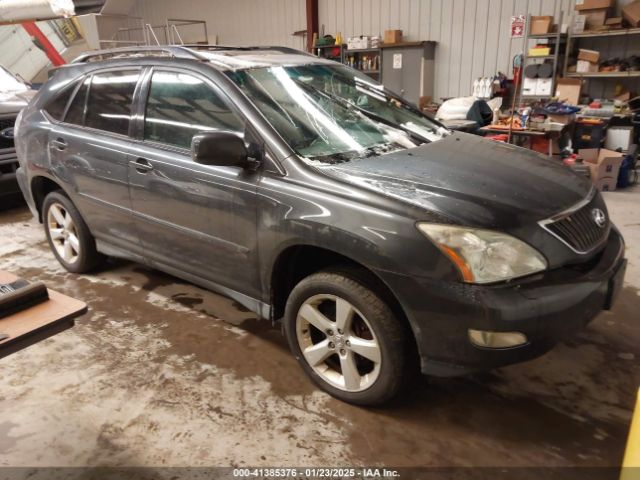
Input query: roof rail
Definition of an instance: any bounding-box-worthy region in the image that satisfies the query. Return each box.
[71,44,314,64]
[71,46,204,63]
[179,44,314,56]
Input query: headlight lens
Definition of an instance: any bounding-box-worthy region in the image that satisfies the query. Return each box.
[417,224,547,284]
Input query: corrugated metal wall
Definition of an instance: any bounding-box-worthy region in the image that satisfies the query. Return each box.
[317,0,637,100]
[126,0,637,100]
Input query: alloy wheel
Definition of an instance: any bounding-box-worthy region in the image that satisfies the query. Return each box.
[47,203,81,264]
[296,294,382,392]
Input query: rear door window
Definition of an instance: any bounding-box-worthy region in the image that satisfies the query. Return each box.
[85,70,139,136]
[144,70,243,149]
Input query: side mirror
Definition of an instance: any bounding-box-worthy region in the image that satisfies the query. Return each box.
[191,131,250,168]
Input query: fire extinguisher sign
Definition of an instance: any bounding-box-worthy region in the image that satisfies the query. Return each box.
[511,15,526,38]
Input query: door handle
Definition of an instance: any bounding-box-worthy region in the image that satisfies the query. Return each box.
[50,138,67,151]
[134,157,154,174]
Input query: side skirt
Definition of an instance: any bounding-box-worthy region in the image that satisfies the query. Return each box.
[96,239,271,320]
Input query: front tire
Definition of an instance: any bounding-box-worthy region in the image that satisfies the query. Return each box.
[284,270,409,406]
[43,191,104,273]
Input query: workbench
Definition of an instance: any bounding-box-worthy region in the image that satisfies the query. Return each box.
[0,271,87,359]
[478,126,564,157]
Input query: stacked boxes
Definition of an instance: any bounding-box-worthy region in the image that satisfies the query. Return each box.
[574,0,615,31]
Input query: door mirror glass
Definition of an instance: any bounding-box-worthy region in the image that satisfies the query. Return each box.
[192,131,248,167]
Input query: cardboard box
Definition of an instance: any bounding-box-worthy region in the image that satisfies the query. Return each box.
[529,46,551,56]
[577,60,599,73]
[383,30,402,44]
[605,126,634,151]
[578,48,600,63]
[575,0,614,10]
[580,148,624,191]
[605,17,623,27]
[583,8,609,29]
[623,0,640,27]
[522,77,538,96]
[572,14,587,33]
[531,16,553,34]
[556,78,582,105]
[536,78,553,96]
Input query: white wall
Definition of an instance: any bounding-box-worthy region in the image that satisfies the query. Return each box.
[128,0,307,49]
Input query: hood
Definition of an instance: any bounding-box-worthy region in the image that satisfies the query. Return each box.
[320,132,592,229]
[0,89,36,115]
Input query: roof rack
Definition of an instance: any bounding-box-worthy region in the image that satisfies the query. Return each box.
[72,45,313,63]
[72,46,205,63]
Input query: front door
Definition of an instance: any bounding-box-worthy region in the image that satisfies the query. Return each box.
[128,69,261,299]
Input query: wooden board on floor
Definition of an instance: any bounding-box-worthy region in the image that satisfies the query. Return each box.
[0,271,87,360]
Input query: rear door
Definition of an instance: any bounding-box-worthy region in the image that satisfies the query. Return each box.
[48,68,142,251]
[128,67,261,298]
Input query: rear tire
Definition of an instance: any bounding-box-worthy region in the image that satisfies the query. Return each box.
[43,191,104,273]
[284,269,409,406]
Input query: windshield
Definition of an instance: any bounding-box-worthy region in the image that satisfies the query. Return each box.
[227,64,448,164]
[0,66,28,94]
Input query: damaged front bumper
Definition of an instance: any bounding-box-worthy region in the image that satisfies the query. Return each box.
[378,227,626,376]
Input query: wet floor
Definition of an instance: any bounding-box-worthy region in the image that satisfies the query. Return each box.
[0,187,638,469]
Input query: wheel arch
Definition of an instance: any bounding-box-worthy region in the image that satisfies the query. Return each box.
[30,175,67,223]
[269,243,418,350]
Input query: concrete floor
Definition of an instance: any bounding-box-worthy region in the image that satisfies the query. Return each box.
[0,186,638,469]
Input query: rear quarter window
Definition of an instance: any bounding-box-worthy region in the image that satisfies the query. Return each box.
[44,80,78,120]
[64,77,90,126]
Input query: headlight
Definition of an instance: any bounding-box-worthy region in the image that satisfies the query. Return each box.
[417,224,547,284]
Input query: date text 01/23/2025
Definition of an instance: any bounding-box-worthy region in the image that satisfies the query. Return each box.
[232,468,401,478]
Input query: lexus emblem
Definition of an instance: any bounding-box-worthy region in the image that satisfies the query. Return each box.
[0,127,13,139]
[591,208,607,228]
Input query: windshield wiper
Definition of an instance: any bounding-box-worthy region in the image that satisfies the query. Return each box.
[291,78,428,145]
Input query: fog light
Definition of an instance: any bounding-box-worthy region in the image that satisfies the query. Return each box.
[468,329,528,349]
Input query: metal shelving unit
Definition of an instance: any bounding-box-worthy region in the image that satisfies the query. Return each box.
[521,12,566,101]
[563,24,640,79]
[314,43,345,63]
[566,71,640,78]
[344,47,382,79]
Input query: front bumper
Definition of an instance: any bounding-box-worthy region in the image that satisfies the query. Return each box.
[381,228,626,376]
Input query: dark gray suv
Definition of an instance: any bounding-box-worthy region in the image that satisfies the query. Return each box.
[15,46,626,405]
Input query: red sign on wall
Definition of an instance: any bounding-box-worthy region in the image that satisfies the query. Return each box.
[511,15,526,37]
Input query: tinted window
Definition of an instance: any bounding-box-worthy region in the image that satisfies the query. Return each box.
[144,71,243,149]
[64,77,90,125]
[85,70,139,135]
[44,81,78,120]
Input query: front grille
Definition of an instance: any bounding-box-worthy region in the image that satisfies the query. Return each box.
[541,193,610,254]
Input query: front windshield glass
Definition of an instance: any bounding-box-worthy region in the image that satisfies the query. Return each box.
[0,67,28,94]
[227,64,448,164]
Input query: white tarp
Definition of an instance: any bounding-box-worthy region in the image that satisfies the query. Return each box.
[0,0,75,22]
[436,96,503,121]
